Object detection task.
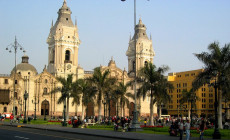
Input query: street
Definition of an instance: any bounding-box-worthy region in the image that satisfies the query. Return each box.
[0,125,120,140]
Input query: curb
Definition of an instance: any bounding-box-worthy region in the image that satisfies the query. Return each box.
[1,123,142,140]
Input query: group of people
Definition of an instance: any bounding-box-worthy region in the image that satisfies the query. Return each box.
[169,118,206,140]
[69,116,82,128]
[111,116,132,131]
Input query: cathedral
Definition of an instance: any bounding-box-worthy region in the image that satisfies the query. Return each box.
[0,0,156,119]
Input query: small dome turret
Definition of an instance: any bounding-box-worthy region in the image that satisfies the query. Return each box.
[133,18,149,40]
[11,55,38,76]
[108,57,116,67]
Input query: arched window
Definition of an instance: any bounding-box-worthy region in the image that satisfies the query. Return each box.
[43,88,48,95]
[65,50,70,61]
[14,92,18,99]
[4,107,7,112]
[45,79,48,83]
[52,49,55,63]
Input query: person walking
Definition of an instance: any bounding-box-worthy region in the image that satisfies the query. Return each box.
[178,119,184,140]
[184,120,190,140]
[199,119,206,140]
[144,118,147,127]
[10,114,14,124]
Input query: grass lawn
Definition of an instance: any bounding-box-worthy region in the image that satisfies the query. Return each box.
[4,118,62,125]
[87,124,230,139]
[3,119,230,139]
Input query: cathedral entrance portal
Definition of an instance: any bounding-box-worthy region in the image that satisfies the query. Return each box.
[129,102,134,116]
[15,107,18,115]
[41,100,49,116]
[86,102,94,117]
[110,100,116,117]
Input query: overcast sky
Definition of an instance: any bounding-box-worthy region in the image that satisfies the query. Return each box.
[1,0,230,75]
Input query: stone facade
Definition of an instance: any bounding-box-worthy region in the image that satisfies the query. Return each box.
[0,0,157,118]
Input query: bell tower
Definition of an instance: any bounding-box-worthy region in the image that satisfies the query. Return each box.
[126,18,155,76]
[47,0,81,78]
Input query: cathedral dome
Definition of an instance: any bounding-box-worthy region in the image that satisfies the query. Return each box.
[11,55,38,75]
[108,57,116,67]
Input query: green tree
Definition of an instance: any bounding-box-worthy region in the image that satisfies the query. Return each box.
[179,89,199,120]
[114,82,134,117]
[154,74,173,118]
[73,79,97,120]
[50,74,78,122]
[137,62,172,126]
[89,67,116,122]
[193,42,230,129]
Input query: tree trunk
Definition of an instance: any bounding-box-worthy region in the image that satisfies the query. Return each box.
[81,104,85,121]
[98,100,102,122]
[66,97,69,120]
[123,103,125,117]
[139,97,141,117]
[149,97,154,126]
[188,102,191,120]
[159,104,162,118]
[120,101,123,117]
[218,90,223,129]
[75,103,78,116]
[227,109,230,119]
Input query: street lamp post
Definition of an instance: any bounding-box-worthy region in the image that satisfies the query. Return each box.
[121,0,150,131]
[213,80,221,139]
[23,91,28,124]
[32,96,38,120]
[6,36,25,120]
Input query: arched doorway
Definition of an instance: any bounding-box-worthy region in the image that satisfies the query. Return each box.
[86,102,94,117]
[110,100,116,117]
[129,102,134,116]
[41,100,49,116]
[15,107,18,115]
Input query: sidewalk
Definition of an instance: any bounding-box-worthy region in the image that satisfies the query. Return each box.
[0,121,211,140]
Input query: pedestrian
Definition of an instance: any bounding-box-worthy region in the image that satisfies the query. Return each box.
[10,114,14,124]
[144,118,147,127]
[178,119,184,140]
[17,116,20,123]
[199,119,206,140]
[184,120,190,140]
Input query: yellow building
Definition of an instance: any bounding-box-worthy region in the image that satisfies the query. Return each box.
[167,69,230,119]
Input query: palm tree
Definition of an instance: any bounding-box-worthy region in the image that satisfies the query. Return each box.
[193,42,230,129]
[73,79,97,121]
[50,74,77,122]
[154,74,173,118]
[114,82,134,117]
[137,62,172,126]
[179,89,199,120]
[89,67,117,122]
